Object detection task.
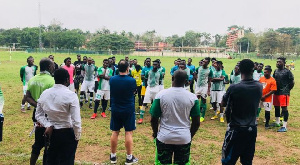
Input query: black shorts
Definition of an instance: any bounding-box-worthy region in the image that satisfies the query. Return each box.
[222,126,257,165]
[110,111,136,131]
[74,75,83,90]
[155,139,191,165]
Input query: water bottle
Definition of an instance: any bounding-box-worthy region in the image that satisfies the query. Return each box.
[0,114,3,142]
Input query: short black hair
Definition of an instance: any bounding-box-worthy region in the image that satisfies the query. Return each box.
[118,60,129,72]
[48,55,54,58]
[205,57,211,62]
[264,65,272,72]
[181,59,186,62]
[239,59,254,75]
[146,57,151,60]
[77,54,81,57]
[83,56,87,58]
[40,58,53,72]
[277,56,286,64]
[177,58,181,61]
[216,61,223,65]
[54,68,69,84]
[27,56,33,61]
[153,59,160,64]
[112,56,115,59]
[103,59,109,62]
[211,57,216,61]
[135,65,141,71]
[64,57,71,64]
[173,70,187,86]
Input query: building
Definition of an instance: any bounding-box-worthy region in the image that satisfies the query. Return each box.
[226,28,244,51]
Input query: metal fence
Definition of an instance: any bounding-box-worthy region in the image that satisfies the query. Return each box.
[228,52,300,61]
[25,48,134,55]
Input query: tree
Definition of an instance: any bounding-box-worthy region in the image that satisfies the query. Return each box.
[88,34,134,50]
[259,30,280,54]
[20,27,40,48]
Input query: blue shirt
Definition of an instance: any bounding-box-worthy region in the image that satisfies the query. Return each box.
[110,75,136,113]
[186,64,195,80]
[170,66,179,76]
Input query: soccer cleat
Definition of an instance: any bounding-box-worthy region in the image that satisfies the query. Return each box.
[110,155,117,164]
[80,102,83,108]
[200,117,205,122]
[27,106,31,110]
[90,113,97,119]
[101,112,107,118]
[210,115,218,120]
[265,123,271,129]
[125,155,138,165]
[280,117,283,121]
[137,119,143,124]
[270,123,281,127]
[220,117,225,123]
[20,108,26,113]
[85,100,88,104]
[217,110,220,115]
[89,104,93,109]
[277,127,287,132]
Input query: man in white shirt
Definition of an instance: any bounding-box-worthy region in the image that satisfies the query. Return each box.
[36,68,81,165]
[150,70,200,165]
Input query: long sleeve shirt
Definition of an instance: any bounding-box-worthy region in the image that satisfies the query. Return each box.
[35,84,81,140]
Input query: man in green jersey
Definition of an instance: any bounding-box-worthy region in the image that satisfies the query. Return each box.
[194,57,213,122]
[157,59,166,91]
[253,63,264,81]
[20,56,38,112]
[179,60,192,90]
[91,59,113,119]
[80,57,97,109]
[138,60,163,124]
[210,61,227,123]
[230,65,241,84]
[25,58,55,165]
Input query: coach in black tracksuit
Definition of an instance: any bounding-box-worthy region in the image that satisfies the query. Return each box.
[221,59,262,165]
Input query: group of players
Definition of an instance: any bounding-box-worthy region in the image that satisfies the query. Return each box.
[20,54,294,132]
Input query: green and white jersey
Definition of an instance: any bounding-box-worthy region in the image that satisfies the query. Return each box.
[221,70,229,91]
[195,66,213,87]
[20,65,38,86]
[82,64,97,81]
[253,70,264,81]
[230,74,241,84]
[150,87,200,144]
[158,66,166,85]
[145,70,163,87]
[211,70,226,91]
[0,85,4,114]
[97,67,113,90]
[209,65,216,72]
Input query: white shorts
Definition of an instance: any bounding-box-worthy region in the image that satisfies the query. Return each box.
[68,83,75,92]
[95,90,110,100]
[143,86,160,104]
[159,85,164,91]
[23,84,28,95]
[211,91,225,103]
[259,101,272,111]
[195,85,208,99]
[80,81,94,92]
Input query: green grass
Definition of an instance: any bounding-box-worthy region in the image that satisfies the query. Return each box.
[0,51,299,164]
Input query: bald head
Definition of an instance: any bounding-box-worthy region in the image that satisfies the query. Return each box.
[173,70,187,87]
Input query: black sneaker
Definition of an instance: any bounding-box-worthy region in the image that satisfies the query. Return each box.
[110,155,117,164]
[125,155,138,165]
[265,123,270,129]
[89,104,93,109]
[85,100,88,104]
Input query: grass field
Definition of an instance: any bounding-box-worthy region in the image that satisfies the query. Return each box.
[0,51,299,165]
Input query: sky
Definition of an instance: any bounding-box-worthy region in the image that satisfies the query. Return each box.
[0,0,300,36]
